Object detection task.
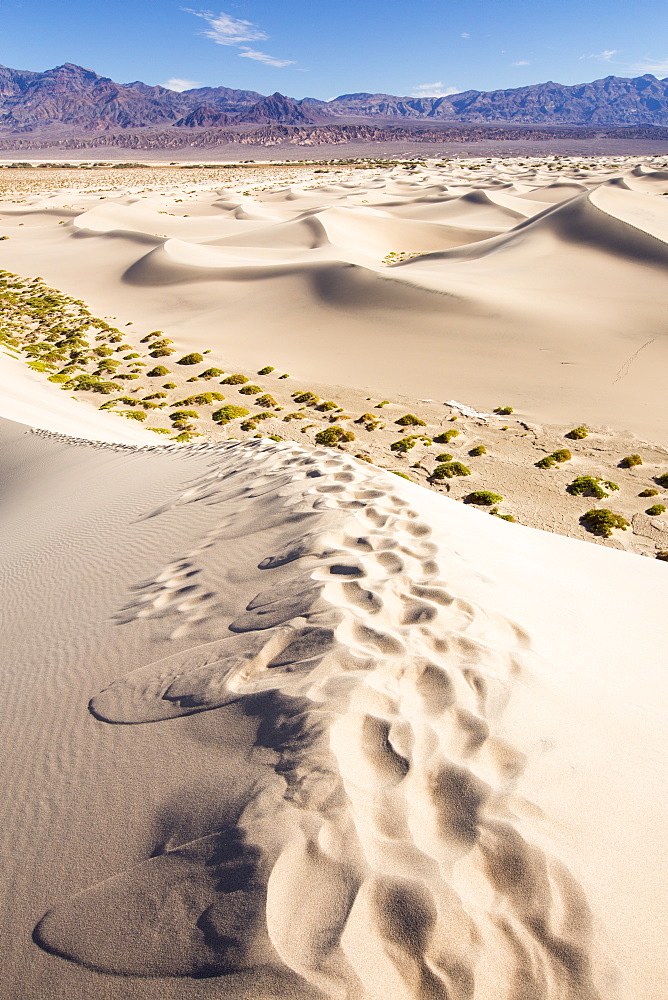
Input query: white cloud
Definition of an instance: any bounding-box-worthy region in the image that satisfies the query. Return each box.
[183,8,295,67]
[461,32,470,38]
[238,47,295,68]
[580,49,618,61]
[162,77,202,92]
[411,82,459,98]
[624,58,668,76]
[512,60,530,67]
[183,8,267,45]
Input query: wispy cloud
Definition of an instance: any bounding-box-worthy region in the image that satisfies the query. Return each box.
[411,82,459,98]
[580,49,619,61]
[162,77,202,92]
[512,60,530,66]
[623,58,668,76]
[238,48,294,68]
[461,32,470,39]
[183,8,294,67]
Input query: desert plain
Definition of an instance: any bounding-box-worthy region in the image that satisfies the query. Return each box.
[0,155,666,1000]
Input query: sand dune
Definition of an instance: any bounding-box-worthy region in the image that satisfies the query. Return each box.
[0,420,664,999]
[2,156,667,441]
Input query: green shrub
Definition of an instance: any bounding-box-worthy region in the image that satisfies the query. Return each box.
[646,504,666,516]
[293,391,320,405]
[177,353,203,366]
[580,509,629,537]
[170,409,199,421]
[212,405,249,424]
[148,427,171,434]
[255,393,276,407]
[283,412,305,422]
[149,347,174,357]
[241,420,258,431]
[140,331,164,343]
[536,455,556,469]
[620,454,642,468]
[391,437,416,453]
[494,405,513,415]
[269,434,283,440]
[655,473,668,488]
[121,410,147,421]
[147,365,169,377]
[567,476,619,499]
[469,445,486,456]
[278,374,290,379]
[174,392,224,405]
[390,471,412,480]
[465,491,503,505]
[566,426,588,440]
[239,384,262,395]
[222,373,249,385]
[116,373,140,381]
[431,461,471,479]
[552,449,572,463]
[435,452,453,462]
[355,452,372,463]
[639,489,659,497]
[434,429,459,444]
[200,367,224,379]
[319,401,339,411]
[123,352,140,360]
[258,365,274,375]
[47,373,71,383]
[396,413,425,427]
[314,426,355,446]
[163,382,177,389]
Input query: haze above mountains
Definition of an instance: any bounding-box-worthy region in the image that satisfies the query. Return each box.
[2,62,668,136]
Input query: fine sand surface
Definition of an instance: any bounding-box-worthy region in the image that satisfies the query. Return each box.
[1,156,668,443]
[0,415,666,1000]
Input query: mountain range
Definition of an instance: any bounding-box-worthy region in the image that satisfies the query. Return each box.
[2,63,668,138]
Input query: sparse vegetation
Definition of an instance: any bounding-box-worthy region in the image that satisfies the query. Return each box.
[567,475,619,499]
[147,365,170,377]
[655,473,668,488]
[434,429,459,444]
[566,426,588,440]
[200,367,224,379]
[258,366,274,375]
[238,384,262,395]
[580,509,629,537]
[396,413,426,427]
[494,406,513,415]
[620,454,642,468]
[177,353,204,366]
[646,504,666,516]
[314,426,355,446]
[465,491,503,505]
[293,391,320,405]
[212,405,249,424]
[469,445,486,456]
[255,393,277,407]
[430,461,471,479]
[639,489,659,497]
[222,373,249,385]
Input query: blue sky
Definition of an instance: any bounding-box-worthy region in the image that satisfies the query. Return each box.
[1,0,667,99]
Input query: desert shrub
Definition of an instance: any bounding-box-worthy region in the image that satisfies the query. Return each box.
[490,509,516,521]
[646,504,666,515]
[283,412,306,421]
[469,445,486,456]
[212,405,249,424]
[121,410,146,421]
[149,339,173,349]
[200,367,224,379]
[567,476,619,499]
[620,454,642,468]
[174,431,193,442]
[293,391,320,405]
[116,373,140,381]
[258,365,274,375]
[314,426,355,446]
[123,352,140,360]
[494,405,513,415]
[431,461,471,479]
[163,382,176,389]
[140,331,164,343]
[177,353,203,366]
[255,393,276,407]
[566,426,588,440]
[435,452,453,462]
[639,489,659,497]
[222,373,249,385]
[93,345,114,357]
[143,392,167,400]
[319,401,339,411]
[240,420,258,431]
[278,374,290,379]
[269,434,283,441]
[174,392,224,405]
[396,413,425,427]
[239,384,262,395]
[434,429,459,444]
[552,449,572,463]
[147,365,170,377]
[147,427,171,434]
[47,373,71,383]
[170,409,199,421]
[149,347,174,357]
[536,455,556,469]
[580,509,629,537]
[355,452,372,463]
[465,491,503,505]
[390,470,412,480]
[655,473,668,488]
[391,437,416,453]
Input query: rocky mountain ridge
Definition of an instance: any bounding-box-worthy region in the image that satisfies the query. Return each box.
[1,62,668,137]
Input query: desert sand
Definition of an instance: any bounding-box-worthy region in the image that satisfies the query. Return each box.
[0,157,667,1000]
